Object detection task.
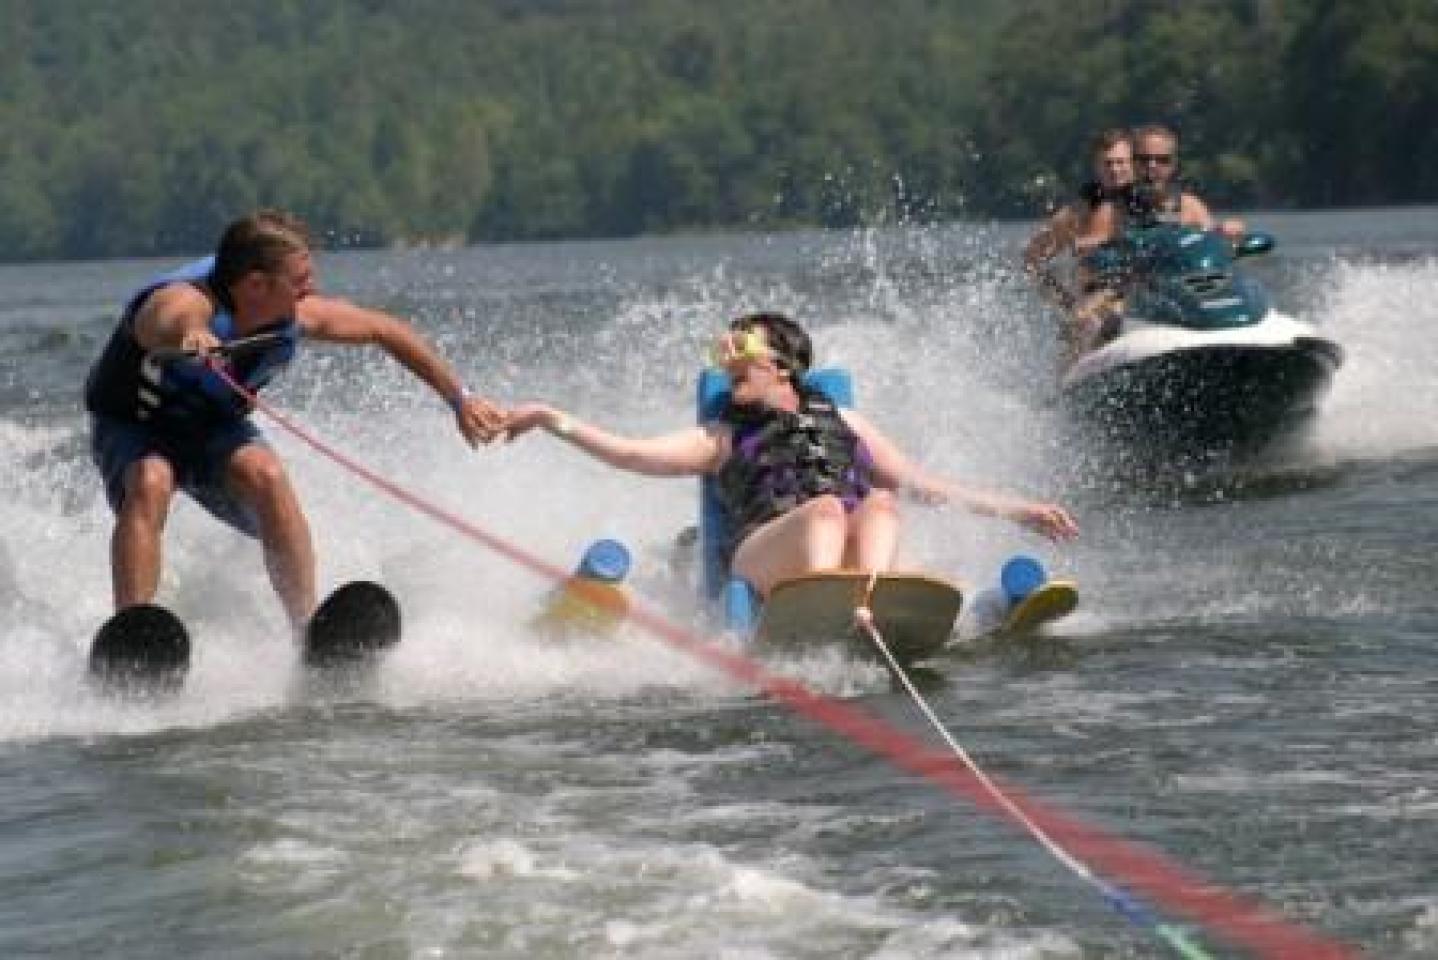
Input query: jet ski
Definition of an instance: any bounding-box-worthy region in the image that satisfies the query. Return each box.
[1060,224,1343,468]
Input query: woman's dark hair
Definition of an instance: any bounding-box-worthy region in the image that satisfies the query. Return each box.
[730,312,812,378]
[1089,127,1133,159]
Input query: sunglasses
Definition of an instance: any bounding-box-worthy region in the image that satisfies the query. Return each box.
[1136,153,1175,166]
[709,329,774,368]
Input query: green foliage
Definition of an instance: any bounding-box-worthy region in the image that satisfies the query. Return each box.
[1285,0,1438,204]
[0,0,1430,261]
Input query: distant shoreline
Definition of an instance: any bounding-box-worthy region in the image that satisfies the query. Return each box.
[5,203,1436,270]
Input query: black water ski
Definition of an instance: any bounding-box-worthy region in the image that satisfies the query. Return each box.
[89,604,191,693]
[303,581,401,669]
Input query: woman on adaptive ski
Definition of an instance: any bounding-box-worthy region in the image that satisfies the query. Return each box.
[85,209,506,635]
[506,312,1077,597]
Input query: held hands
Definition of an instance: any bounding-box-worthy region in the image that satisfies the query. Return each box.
[502,403,562,440]
[454,391,508,447]
[479,402,576,444]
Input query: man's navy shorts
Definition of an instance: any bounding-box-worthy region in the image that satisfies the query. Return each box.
[90,415,266,537]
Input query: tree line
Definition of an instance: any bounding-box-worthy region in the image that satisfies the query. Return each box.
[0,0,1432,262]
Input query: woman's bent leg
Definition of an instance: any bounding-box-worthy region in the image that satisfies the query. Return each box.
[731,495,848,596]
[844,489,900,571]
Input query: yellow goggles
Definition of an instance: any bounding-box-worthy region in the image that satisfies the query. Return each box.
[709,329,773,368]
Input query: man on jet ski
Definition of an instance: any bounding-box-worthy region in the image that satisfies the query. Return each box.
[1054,125,1250,365]
[1096,124,1246,239]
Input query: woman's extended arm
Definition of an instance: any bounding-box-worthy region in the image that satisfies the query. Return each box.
[843,410,1080,541]
[506,402,726,477]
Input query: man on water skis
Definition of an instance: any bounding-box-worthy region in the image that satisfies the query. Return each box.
[84,208,506,636]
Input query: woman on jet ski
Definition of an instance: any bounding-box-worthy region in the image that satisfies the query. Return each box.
[1023,129,1143,372]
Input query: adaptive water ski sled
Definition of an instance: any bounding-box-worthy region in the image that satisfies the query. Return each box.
[696,367,1078,663]
[695,366,958,665]
[752,570,963,663]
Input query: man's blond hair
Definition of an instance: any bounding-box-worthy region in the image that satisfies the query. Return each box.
[212,209,312,295]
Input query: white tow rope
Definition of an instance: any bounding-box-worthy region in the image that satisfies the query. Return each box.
[851,571,1215,960]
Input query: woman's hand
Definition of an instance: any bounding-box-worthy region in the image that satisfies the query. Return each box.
[504,403,562,440]
[1010,500,1080,542]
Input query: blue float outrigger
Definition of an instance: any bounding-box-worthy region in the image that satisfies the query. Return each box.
[696,366,855,633]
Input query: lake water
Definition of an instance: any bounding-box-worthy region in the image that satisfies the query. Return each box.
[1,208,1436,957]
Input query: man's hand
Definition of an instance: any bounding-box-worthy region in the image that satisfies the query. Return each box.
[1217,219,1247,242]
[177,328,222,356]
[454,391,507,446]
